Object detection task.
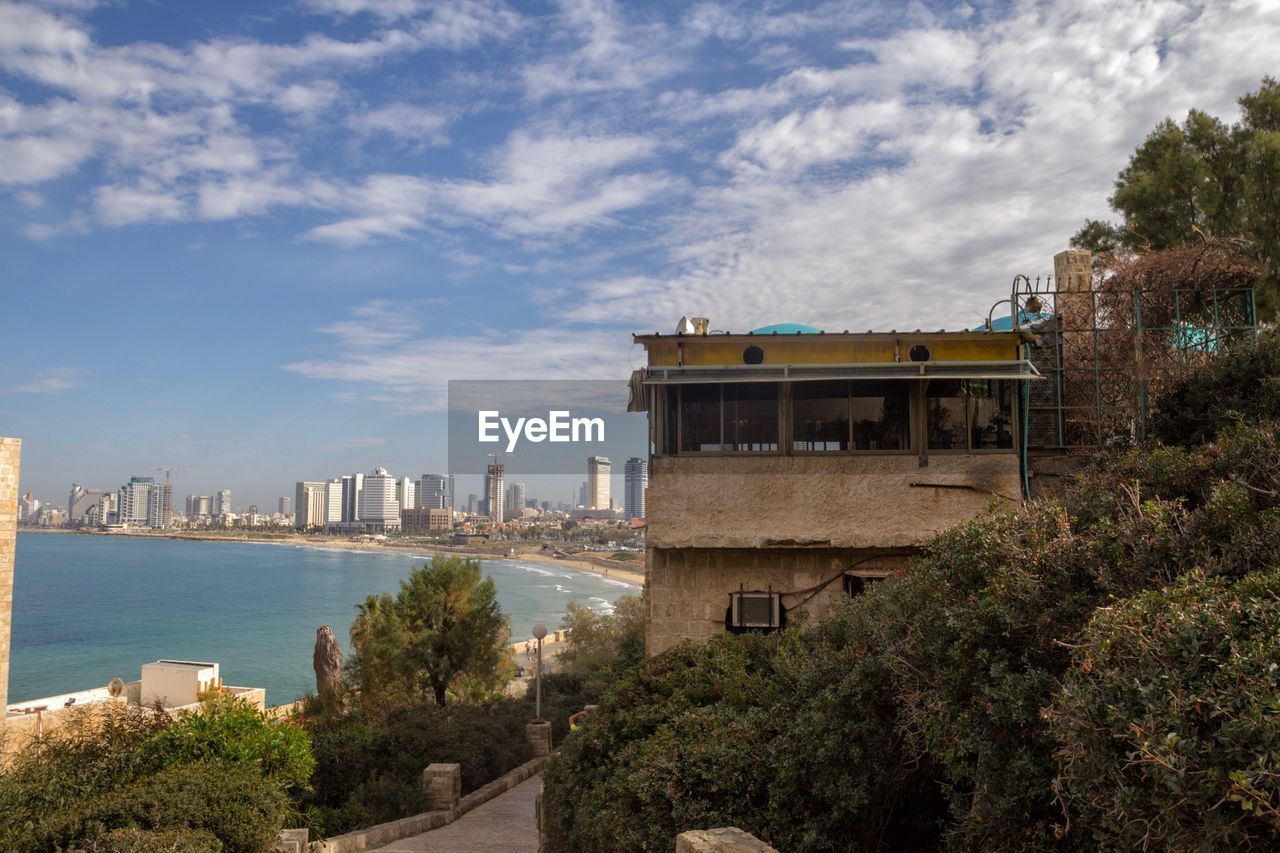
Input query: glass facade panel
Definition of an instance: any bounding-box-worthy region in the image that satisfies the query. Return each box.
[926,380,967,450]
[969,381,1015,449]
[851,380,910,450]
[724,383,779,451]
[792,381,849,451]
[680,384,722,452]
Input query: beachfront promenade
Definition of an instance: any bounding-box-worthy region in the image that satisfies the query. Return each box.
[374,774,542,852]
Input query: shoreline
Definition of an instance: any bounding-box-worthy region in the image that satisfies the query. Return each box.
[20,527,647,589]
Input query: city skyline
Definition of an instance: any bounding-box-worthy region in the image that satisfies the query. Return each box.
[3,1,1277,504]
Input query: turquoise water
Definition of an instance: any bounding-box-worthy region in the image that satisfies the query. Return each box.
[9,533,638,706]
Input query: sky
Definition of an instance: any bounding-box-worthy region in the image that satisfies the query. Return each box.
[1,0,1277,508]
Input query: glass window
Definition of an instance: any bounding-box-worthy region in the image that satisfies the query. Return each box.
[724,383,779,451]
[680,385,721,452]
[926,380,966,450]
[851,380,910,450]
[661,387,679,454]
[792,381,849,451]
[969,381,1014,449]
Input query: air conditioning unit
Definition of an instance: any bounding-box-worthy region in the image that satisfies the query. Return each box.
[729,592,782,629]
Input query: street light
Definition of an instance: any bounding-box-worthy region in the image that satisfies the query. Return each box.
[532,623,547,720]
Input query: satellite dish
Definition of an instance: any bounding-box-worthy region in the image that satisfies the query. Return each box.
[675,315,694,335]
[107,677,125,697]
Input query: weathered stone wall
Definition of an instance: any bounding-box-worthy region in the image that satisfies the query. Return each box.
[0,437,20,713]
[647,454,1020,550]
[646,546,910,656]
[644,452,1020,654]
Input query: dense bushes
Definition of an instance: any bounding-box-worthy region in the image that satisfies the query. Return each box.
[1052,569,1280,849]
[299,697,534,836]
[1152,326,1280,446]
[0,697,310,852]
[544,411,1280,850]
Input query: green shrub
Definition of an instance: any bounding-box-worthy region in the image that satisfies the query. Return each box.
[544,422,1280,851]
[300,697,533,836]
[555,596,645,698]
[142,696,314,791]
[39,759,289,853]
[1051,568,1280,849]
[1151,329,1280,447]
[0,700,305,852]
[90,828,224,852]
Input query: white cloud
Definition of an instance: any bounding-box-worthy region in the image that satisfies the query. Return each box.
[284,301,631,411]
[13,367,84,394]
[94,184,185,226]
[522,0,684,99]
[303,130,672,244]
[555,0,1280,337]
[351,102,451,144]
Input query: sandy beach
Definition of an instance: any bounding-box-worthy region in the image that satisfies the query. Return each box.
[23,527,647,589]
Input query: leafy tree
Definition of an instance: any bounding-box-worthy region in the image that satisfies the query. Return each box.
[1073,77,1280,315]
[349,554,510,706]
[555,596,645,696]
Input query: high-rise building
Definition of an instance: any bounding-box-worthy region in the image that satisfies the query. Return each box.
[147,481,172,529]
[118,476,154,526]
[507,482,526,516]
[485,461,504,524]
[417,474,452,510]
[18,492,38,522]
[294,481,327,529]
[360,467,401,531]
[397,476,415,517]
[190,495,211,516]
[278,496,290,516]
[214,489,232,516]
[578,482,587,508]
[466,494,478,514]
[340,473,364,522]
[324,479,343,524]
[625,457,647,519]
[68,483,109,526]
[587,456,611,510]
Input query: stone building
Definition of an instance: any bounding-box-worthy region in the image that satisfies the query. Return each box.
[0,437,20,712]
[631,323,1035,655]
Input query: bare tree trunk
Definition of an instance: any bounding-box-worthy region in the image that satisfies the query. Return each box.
[314,625,344,705]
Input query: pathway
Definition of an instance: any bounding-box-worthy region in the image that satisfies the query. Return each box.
[374,774,542,852]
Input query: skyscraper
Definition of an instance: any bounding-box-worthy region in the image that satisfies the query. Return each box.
[214,489,232,516]
[417,474,451,510]
[278,496,290,516]
[147,481,172,529]
[360,467,401,531]
[507,482,526,516]
[625,457,647,519]
[340,473,363,522]
[294,482,327,529]
[397,476,415,517]
[324,479,343,524]
[118,476,154,526]
[485,460,504,524]
[587,456,611,510]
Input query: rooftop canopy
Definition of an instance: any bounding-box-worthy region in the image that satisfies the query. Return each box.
[749,323,823,334]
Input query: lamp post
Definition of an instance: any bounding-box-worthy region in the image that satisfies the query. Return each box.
[532,623,547,720]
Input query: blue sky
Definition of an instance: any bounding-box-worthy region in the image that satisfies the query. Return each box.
[1,0,1277,508]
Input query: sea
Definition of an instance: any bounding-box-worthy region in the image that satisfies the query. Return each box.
[7,533,639,707]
